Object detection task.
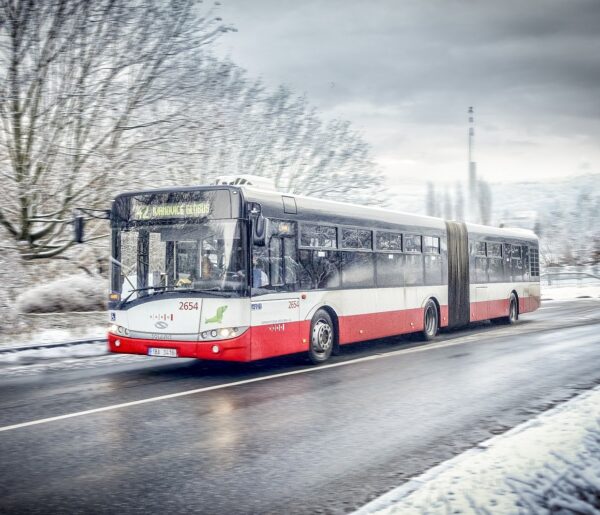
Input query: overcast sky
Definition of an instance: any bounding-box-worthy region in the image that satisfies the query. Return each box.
[215,0,600,187]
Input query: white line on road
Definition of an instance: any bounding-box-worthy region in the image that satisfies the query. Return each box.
[0,320,597,433]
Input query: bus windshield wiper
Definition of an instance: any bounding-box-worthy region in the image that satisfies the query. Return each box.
[177,288,233,297]
[120,286,169,303]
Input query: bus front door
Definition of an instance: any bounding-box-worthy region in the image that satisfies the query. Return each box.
[250,235,302,359]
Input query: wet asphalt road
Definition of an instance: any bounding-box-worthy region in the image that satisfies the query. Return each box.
[1,299,600,514]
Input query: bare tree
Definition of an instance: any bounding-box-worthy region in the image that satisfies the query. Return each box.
[443,188,453,220]
[426,182,436,217]
[0,0,233,259]
[454,182,464,221]
[478,179,492,225]
[157,62,384,206]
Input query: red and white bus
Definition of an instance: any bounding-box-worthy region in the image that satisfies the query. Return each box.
[105,182,540,363]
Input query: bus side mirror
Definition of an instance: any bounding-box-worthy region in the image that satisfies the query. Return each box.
[252,214,267,246]
[249,202,267,246]
[73,215,85,244]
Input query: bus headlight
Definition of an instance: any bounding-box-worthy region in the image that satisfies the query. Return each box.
[200,327,247,341]
[109,324,129,336]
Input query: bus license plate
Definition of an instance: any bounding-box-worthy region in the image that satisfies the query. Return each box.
[148,347,178,358]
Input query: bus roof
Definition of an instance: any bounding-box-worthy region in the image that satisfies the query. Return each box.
[240,185,538,242]
[112,184,538,242]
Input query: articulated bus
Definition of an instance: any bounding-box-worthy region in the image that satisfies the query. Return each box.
[106,183,540,364]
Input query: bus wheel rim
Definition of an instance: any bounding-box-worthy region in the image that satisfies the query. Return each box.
[312,319,332,354]
[426,306,436,334]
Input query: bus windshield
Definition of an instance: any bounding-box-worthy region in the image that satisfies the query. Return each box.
[112,220,247,302]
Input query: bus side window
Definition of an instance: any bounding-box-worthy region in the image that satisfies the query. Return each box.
[503,243,512,281]
[511,245,523,281]
[283,237,299,287]
[522,246,530,281]
[298,250,341,289]
[269,237,284,287]
[268,236,299,290]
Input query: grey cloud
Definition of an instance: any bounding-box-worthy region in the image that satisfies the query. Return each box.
[215,0,600,180]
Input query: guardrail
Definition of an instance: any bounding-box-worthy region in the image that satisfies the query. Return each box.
[541,271,600,286]
[0,337,107,354]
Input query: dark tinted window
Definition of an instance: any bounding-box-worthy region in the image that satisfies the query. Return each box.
[283,238,299,286]
[475,256,488,283]
[405,254,423,285]
[376,254,404,286]
[341,228,372,250]
[404,234,422,253]
[298,250,340,289]
[270,219,296,237]
[530,247,540,278]
[376,232,402,251]
[488,255,504,282]
[300,224,337,248]
[341,252,375,287]
[269,238,283,286]
[423,236,440,254]
[424,254,443,285]
[511,245,524,281]
[472,241,486,256]
[487,242,502,258]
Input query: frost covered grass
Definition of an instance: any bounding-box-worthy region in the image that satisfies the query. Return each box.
[0,342,108,365]
[15,274,106,313]
[541,284,600,301]
[359,387,600,515]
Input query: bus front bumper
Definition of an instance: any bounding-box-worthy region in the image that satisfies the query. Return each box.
[107,332,252,362]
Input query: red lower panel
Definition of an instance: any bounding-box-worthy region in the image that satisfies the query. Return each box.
[519,295,541,314]
[440,305,449,328]
[470,299,509,322]
[108,332,252,361]
[337,307,426,344]
[249,321,308,361]
[471,295,541,322]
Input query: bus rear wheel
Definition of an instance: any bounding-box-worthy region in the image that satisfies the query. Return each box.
[506,294,518,324]
[421,300,439,341]
[308,310,334,364]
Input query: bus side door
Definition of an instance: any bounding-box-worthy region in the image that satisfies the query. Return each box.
[250,235,302,359]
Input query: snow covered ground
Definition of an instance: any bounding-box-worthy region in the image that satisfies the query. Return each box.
[356,387,600,515]
[541,284,600,301]
[0,323,106,349]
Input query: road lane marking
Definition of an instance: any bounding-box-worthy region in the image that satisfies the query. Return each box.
[1,320,599,433]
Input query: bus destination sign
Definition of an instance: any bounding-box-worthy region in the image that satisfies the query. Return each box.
[132,202,211,220]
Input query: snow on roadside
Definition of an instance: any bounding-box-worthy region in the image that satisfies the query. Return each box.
[356,387,600,515]
[541,284,600,301]
[0,341,108,365]
[0,324,106,349]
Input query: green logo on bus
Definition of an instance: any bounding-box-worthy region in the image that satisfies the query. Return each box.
[205,305,228,324]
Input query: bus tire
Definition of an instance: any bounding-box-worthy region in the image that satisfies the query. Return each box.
[421,300,439,341]
[308,309,335,364]
[505,294,519,324]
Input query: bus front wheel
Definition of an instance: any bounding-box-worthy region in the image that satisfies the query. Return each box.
[308,310,334,364]
[421,300,439,341]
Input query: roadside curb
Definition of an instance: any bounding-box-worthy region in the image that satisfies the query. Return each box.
[353,385,600,514]
[0,338,107,354]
